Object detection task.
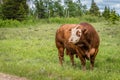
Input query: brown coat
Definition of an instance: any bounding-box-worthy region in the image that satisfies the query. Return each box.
[55,23,100,70]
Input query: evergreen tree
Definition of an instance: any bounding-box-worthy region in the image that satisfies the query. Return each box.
[66,0,77,17]
[48,0,54,17]
[0,3,2,18]
[1,0,28,21]
[89,0,100,16]
[109,9,119,24]
[17,3,26,21]
[102,6,110,20]
[75,0,82,16]
[75,0,87,16]
[34,0,46,18]
[54,0,64,17]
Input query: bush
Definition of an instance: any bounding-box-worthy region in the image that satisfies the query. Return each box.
[49,17,80,24]
[0,19,21,28]
[49,16,105,24]
[80,15,105,22]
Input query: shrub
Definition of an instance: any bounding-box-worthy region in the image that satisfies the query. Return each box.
[49,17,80,24]
[0,19,21,28]
[80,15,105,23]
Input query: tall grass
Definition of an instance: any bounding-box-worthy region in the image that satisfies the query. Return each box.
[49,15,105,24]
[0,16,106,28]
[0,19,48,28]
[0,22,120,80]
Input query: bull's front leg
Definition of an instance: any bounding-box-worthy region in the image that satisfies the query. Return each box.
[79,56,86,71]
[76,48,86,70]
[69,53,75,66]
[66,49,75,66]
[58,47,65,66]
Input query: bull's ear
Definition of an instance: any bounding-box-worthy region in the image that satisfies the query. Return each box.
[82,28,88,34]
[76,25,81,29]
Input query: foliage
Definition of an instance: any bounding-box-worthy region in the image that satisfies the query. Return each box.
[89,0,100,16]
[102,6,110,20]
[0,18,48,28]
[0,16,106,28]
[1,0,29,21]
[34,0,46,19]
[54,0,64,17]
[0,0,119,24]
[102,7,119,24]
[33,0,87,18]
[109,9,119,24]
[0,4,2,18]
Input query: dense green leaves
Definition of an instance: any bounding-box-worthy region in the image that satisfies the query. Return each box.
[102,6,119,24]
[102,6,110,20]
[0,0,119,24]
[34,0,46,18]
[1,0,28,21]
[89,0,100,16]
[109,9,119,24]
[34,0,87,18]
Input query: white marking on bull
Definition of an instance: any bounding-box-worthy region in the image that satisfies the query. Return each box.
[69,25,82,44]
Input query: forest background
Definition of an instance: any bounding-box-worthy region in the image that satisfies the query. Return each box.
[0,0,119,26]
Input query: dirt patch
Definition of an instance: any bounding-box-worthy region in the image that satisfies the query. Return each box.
[0,73,28,80]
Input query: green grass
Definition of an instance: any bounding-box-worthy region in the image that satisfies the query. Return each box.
[0,22,120,80]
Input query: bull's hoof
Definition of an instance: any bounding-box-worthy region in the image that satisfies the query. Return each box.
[85,55,90,60]
[76,55,78,58]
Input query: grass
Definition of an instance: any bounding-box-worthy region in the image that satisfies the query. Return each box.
[0,22,120,80]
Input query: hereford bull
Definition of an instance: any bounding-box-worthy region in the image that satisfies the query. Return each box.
[55,22,100,70]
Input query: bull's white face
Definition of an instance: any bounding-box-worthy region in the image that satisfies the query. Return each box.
[69,26,82,44]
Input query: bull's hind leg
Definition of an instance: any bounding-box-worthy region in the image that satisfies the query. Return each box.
[90,56,95,70]
[90,49,98,70]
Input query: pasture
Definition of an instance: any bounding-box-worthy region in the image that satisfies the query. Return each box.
[0,22,120,80]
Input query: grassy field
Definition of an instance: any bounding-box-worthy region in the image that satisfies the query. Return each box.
[0,22,120,80]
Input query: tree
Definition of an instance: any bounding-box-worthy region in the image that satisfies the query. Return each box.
[75,0,87,16]
[54,0,64,17]
[17,3,27,21]
[34,0,64,18]
[34,0,46,19]
[1,0,28,21]
[89,0,100,16]
[102,6,110,20]
[65,0,77,17]
[47,0,54,17]
[109,9,119,24]
[102,6,119,24]
[75,0,82,16]
[0,3,2,18]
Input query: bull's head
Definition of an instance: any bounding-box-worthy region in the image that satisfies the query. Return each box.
[69,25,87,44]
[69,25,82,44]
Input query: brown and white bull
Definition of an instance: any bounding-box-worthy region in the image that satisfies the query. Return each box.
[55,22,100,70]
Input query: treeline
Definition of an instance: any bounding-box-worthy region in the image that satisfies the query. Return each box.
[0,0,119,24]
